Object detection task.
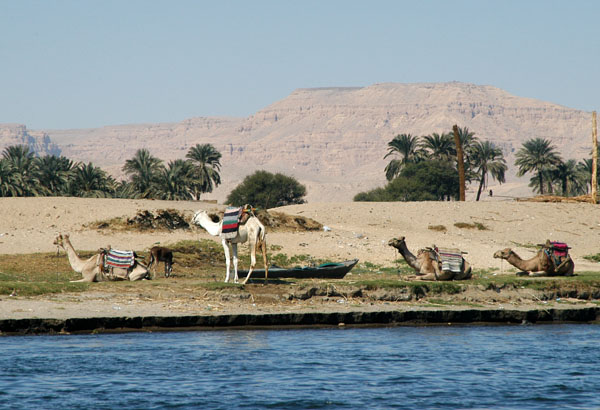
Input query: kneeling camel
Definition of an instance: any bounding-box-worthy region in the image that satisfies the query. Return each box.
[493,243,574,277]
[388,236,472,280]
[54,233,149,282]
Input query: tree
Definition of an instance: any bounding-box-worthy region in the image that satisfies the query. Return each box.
[122,149,164,198]
[185,144,222,199]
[0,159,20,197]
[2,145,42,196]
[551,159,586,197]
[471,141,507,201]
[154,159,195,200]
[422,132,454,160]
[577,158,600,193]
[71,162,114,197]
[383,134,422,181]
[355,160,459,202]
[36,155,78,196]
[515,138,562,195]
[226,170,306,209]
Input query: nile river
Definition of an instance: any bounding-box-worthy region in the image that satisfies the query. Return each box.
[1,325,599,409]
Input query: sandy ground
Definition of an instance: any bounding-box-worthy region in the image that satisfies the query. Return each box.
[1,197,600,322]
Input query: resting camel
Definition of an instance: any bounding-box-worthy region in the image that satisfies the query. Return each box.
[388,236,472,280]
[192,207,268,284]
[53,233,149,282]
[493,243,574,276]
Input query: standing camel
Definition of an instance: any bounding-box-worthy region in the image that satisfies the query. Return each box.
[192,208,268,284]
[493,246,574,276]
[388,236,472,280]
[54,233,149,282]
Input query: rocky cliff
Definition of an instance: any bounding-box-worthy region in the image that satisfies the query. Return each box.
[0,82,594,202]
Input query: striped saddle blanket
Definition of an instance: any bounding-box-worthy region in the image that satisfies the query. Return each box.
[105,249,136,269]
[222,206,242,239]
[437,248,464,273]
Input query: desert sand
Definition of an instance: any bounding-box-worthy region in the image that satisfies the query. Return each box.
[1,197,599,323]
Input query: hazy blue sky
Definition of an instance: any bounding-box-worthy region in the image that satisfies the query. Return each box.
[1,0,599,129]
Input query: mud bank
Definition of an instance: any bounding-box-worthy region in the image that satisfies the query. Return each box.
[2,307,599,335]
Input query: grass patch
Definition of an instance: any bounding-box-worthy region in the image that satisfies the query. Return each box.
[509,241,539,249]
[454,221,488,230]
[428,225,447,232]
[583,253,600,263]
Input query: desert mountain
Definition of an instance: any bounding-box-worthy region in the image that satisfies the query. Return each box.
[0,82,594,202]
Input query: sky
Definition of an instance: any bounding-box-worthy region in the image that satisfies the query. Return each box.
[1,0,599,130]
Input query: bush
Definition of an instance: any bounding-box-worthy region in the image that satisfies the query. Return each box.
[354,160,459,201]
[226,170,306,209]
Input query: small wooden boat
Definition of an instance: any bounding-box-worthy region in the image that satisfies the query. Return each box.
[238,259,359,279]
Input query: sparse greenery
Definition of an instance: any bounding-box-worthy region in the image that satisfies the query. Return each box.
[454,221,489,230]
[428,225,447,232]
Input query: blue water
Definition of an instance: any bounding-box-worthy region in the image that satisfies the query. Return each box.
[1,325,599,409]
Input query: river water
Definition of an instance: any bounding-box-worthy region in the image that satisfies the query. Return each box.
[1,324,599,409]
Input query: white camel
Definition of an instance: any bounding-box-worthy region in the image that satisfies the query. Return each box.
[192,208,268,284]
[53,233,149,282]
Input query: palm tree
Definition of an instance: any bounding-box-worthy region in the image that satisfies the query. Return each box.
[515,138,562,195]
[577,158,599,193]
[122,149,164,198]
[422,132,454,160]
[2,145,42,196]
[0,159,21,197]
[551,159,586,197]
[453,126,479,184]
[36,155,78,196]
[154,159,195,200]
[185,144,222,200]
[71,162,114,197]
[471,141,507,201]
[383,134,423,181]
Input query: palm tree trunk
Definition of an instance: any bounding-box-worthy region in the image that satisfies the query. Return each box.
[452,125,465,201]
[538,173,544,195]
[476,175,485,201]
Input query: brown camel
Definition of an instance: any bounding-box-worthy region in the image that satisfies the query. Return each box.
[493,242,574,276]
[388,236,472,280]
[54,233,149,282]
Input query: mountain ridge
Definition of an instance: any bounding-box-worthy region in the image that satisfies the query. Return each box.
[0,82,594,202]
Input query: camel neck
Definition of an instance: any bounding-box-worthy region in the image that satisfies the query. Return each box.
[199,214,222,236]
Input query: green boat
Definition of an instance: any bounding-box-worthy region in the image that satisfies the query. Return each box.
[238,259,359,279]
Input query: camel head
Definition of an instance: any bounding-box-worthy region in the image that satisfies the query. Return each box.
[53,233,67,249]
[387,236,406,249]
[493,248,512,260]
[191,210,206,227]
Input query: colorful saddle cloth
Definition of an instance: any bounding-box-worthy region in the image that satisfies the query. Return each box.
[105,249,135,269]
[437,248,463,273]
[545,241,570,267]
[222,206,242,239]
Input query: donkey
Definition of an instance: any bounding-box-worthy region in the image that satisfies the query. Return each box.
[148,246,174,278]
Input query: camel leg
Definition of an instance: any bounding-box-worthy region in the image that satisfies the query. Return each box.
[261,237,268,284]
[222,239,231,283]
[232,243,239,283]
[70,277,93,283]
[242,239,257,285]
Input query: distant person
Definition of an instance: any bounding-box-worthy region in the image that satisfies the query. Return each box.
[489,189,493,197]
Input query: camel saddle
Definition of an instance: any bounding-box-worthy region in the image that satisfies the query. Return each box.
[100,248,136,270]
[222,206,243,239]
[435,247,464,273]
[542,240,570,269]
[221,205,254,239]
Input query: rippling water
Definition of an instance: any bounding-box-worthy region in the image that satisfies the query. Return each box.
[1,325,599,409]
